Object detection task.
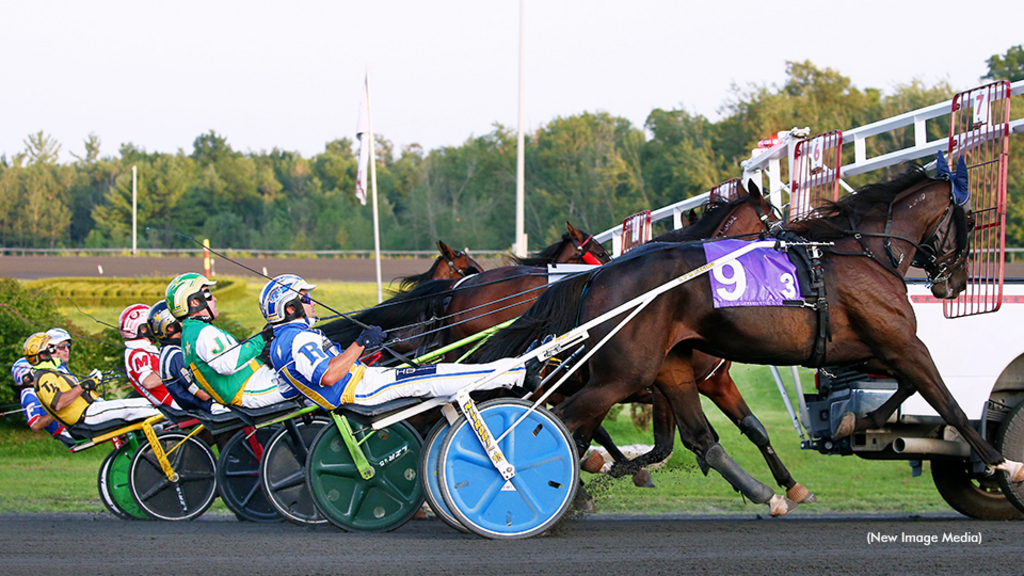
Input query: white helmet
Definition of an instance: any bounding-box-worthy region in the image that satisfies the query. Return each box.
[118,303,152,340]
[45,328,73,347]
[259,274,317,324]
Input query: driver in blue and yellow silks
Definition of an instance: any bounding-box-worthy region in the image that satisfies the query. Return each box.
[258,274,541,410]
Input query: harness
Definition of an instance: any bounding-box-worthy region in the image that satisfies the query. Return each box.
[772,231,831,367]
[569,234,604,266]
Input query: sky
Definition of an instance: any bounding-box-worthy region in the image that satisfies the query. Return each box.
[2,0,1020,163]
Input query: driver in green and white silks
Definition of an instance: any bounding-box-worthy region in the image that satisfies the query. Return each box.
[166,273,297,408]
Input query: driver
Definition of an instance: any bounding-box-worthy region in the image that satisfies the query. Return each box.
[12,355,74,447]
[24,332,160,428]
[258,274,541,409]
[166,273,296,408]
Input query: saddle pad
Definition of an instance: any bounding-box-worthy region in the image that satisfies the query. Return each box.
[547,263,601,284]
[703,239,802,308]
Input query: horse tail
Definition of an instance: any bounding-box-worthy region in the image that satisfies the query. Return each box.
[320,278,455,345]
[472,270,596,363]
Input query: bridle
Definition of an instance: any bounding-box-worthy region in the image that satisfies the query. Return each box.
[569,234,605,265]
[835,180,972,286]
[440,250,480,279]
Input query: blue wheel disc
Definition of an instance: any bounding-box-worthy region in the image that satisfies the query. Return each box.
[438,399,579,539]
[420,419,466,532]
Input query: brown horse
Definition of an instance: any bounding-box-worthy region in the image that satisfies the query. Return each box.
[475,166,1020,516]
[439,222,611,355]
[319,223,608,359]
[395,241,485,290]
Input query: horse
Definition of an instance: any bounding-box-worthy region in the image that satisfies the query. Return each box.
[439,222,611,354]
[395,241,485,290]
[473,164,1021,516]
[479,184,815,503]
[319,223,609,359]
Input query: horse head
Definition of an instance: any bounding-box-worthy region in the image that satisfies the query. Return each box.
[564,222,611,265]
[710,180,780,238]
[437,240,484,279]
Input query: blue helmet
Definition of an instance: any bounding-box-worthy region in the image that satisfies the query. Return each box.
[147,300,181,341]
[259,274,317,324]
[11,357,33,388]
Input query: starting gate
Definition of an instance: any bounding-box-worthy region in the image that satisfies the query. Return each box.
[620,210,652,253]
[944,80,1011,318]
[790,130,843,221]
[710,177,742,203]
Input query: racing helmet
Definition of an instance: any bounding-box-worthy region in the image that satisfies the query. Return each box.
[23,332,53,366]
[147,300,181,341]
[45,328,73,347]
[166,273,217,319]
[118,303,152,340]
[259,274,317,324]
[10,357,33,388]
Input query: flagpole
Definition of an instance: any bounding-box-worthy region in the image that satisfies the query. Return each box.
[365,68,384,303]
[514,0,527,257]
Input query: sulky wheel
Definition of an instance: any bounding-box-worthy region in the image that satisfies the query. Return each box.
[129,431,218,521]
[101,443,149,520]
[306,419,424,532]
[995,401,1024,514]
[419,419,467,533]
[260,418,329,526]
[217,426,284,523]
[438,398,579,540]
[99,447,139,520]
[931,457,1022,520]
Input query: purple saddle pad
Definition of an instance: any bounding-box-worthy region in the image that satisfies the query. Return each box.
[703,239,803,308]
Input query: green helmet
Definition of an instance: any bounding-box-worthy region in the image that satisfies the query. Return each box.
[166,273,217,319]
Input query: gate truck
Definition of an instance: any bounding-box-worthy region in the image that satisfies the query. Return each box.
[595,79,1024,519]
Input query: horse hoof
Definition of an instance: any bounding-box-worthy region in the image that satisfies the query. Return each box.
[573,493,597,514]
[997,460,1024,483]
[833,412,857,439]
[632,469,655,488]
[582,451,605,474]
[768,494,799,517]
[786,483,816,504]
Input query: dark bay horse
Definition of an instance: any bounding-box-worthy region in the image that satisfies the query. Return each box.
[476,166,1022,515]
[319,223,608,358]
[395,241,485,290]
[434,222,611,356]
[479,184,815,504]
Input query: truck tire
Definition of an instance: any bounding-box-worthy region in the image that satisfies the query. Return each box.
[931,457,1022,519]
[996,401,1024,514]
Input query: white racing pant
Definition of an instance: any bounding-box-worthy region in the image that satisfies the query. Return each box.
[350,361,526,406]
[81,398,162,427]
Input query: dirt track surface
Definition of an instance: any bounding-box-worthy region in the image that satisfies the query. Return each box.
[0,255,507,283]
[2,512,1020,576]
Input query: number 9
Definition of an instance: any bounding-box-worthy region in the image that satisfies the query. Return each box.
[713,260,747,301]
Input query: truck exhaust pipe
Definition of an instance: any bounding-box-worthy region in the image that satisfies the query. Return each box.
[892,437,971,458]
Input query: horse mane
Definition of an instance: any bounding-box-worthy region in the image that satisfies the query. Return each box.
[395,257,443,291]
[506,233,574,266]
[319,278,455,345]
[471,270,598,363]
[786,164,932,241]
[652,195,744,243]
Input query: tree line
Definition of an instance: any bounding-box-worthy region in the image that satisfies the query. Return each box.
[2,49,1022,253]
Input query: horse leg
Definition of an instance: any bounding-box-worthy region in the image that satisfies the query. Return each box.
[655,351,795,516]
[698,366,815,504]
[832,380,915,439]
[842,337,1022,480]
[608,387,676,483]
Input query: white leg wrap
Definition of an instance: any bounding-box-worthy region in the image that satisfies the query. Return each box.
[769,493,797,517]
[995,460,1024,483]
